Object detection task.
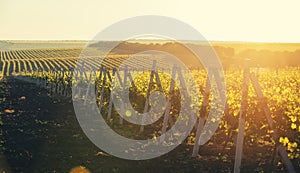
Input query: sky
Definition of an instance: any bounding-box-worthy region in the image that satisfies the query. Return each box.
[0,0,299,42]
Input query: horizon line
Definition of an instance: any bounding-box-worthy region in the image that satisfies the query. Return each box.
[1,39,300,44]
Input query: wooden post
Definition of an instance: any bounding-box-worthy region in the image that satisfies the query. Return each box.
[106,67,126,121]
[140,60,164,132]
[54,70,58,95]
[82,62,88,80]
[84,72,93,106]
[73,70,79,100]
[234,68,250,173]
[173,66,190,128]
[95,67,104,105]
[115,68,123,86]
[62,70,67,96]
[99,68,107,110]
[250,73,295,173]
[160,65,177,142]
[43,72,47,89]
[176,66,192,125]
[127,69,137,91]
[192,68,213,157]
[107,69,116,120]
[140,62,156,132]
[120,66,128,125]
[59,70,64,95]
[66,71,73,97]
[212,68,226,104]
[106,68,112,83]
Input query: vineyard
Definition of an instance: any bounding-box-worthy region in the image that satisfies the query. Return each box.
[0,48,174,76]
[0,47,299,173]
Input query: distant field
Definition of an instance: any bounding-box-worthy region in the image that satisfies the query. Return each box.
[1,40,299,76]
[130,40,300,53]
[210,42,300,54]
[1,40,300,52]
[0,40,87,50]
[1,40,298,76]
[0,47,168,76]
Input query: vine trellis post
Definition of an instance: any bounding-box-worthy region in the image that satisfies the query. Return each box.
[233,67,295,173]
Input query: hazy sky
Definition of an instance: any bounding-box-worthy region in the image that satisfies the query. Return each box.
[0,0,299,42]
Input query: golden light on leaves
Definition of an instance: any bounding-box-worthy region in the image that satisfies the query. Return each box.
[279,137,289,146]
[291,123,297,130]
[96,151,110,157]
[290,116,297,122]
[125,110,132,117]
[4,109,15,114]
[69,166,90,173]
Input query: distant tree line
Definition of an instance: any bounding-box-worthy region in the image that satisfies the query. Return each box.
[91,41,300,68]
[235,49,300,67]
